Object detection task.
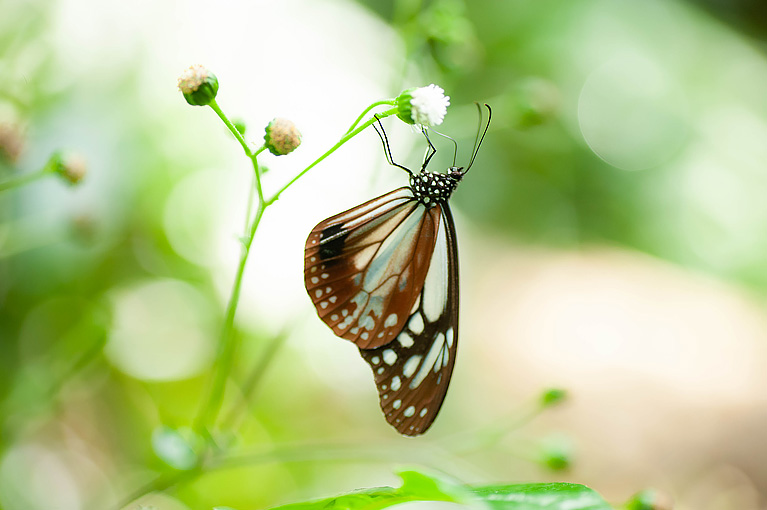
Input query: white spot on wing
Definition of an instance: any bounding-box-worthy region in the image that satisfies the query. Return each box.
[409,313,424,334]
[371,356,380,365]
[446,328,454,347]
[391,376,401,391]
[404,406,415,417]
[398,332,414,348]
[383,349,397,365]
[419,408,428,417]
[403,355,421,378]
[384,313,398,328]
[393,399,402,409]
[410,333,446,389]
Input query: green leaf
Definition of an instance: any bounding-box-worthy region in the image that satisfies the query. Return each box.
[268,469,611,510]
[396,469,469,501]
[472,483,612,510]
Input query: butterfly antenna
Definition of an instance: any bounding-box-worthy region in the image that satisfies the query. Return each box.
[465,103,492,173]
[373,115,413,177]
[427,128,459,167]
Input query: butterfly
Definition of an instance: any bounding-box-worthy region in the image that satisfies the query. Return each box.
[304,104,491,436]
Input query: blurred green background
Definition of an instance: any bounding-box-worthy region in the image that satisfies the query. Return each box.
[1,0,766,509]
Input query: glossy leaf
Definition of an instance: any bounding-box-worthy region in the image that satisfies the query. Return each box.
[268,470,611,510]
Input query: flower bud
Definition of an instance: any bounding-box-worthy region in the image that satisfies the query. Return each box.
[625,489,674,510]
[0,123,24,164]
[177,65,219,106]
[396,84,450,126]
[264,118,301,156]
[53,152,87,185]
[539,435,572,472]
[540,388,568,407]
[511,77,561,128]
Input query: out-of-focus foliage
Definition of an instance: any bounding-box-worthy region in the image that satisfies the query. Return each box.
[1,0,766,509]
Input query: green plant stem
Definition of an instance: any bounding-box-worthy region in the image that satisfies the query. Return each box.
[345,99,396,134]
[267,106,398,205]
[194,101,396,435]
[194,101,267,435]
[113,469,201,510]
[0,167,51,193]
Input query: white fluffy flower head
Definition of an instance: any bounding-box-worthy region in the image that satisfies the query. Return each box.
[396,84,450,126]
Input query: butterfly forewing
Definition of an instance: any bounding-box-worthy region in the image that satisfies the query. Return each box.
[358,203,459,436]
[305,188,440,350]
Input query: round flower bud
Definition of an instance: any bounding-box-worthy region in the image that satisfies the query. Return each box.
[396,84,450,126]
[625,489,673,510]
[54,152,87,185]
[177,65,219,106]
[0,123,24,164]
[539,435,572,472]
[540,388,567,407]
[264,118,301,156]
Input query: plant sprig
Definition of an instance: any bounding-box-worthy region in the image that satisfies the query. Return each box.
[182,67,403,438]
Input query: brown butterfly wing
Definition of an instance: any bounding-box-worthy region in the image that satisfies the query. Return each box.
[304,188,439,350]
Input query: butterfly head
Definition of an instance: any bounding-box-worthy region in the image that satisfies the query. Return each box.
[448,166,465,180]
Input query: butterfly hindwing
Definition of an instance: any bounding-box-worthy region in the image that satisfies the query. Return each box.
[358,203,459,436]
[305,188,440,350]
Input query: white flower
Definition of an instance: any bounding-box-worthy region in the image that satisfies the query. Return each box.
[410,84,450,126]
[395,84,450,126]
[177,64,210,94]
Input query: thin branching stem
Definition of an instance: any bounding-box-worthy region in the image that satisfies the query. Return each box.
[195,100,396,435]
[267,106,398,205]
[0,167,50,193]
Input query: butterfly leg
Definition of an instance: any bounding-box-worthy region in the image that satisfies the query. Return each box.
[373,115,413,177]
[420,127,437,171]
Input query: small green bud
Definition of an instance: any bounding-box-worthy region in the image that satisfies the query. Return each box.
[395,84,450,126]
[233,119,247,136]
[177,65,219,106]
[542,449,570,471]
[52,152,87,185]
[539,435,573,472]
[625,489,673,510]
[540,388,568,407]
[511,78,561,128]
[264,118,301,156]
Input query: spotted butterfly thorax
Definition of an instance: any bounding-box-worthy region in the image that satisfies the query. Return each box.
[304,105,491,436]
